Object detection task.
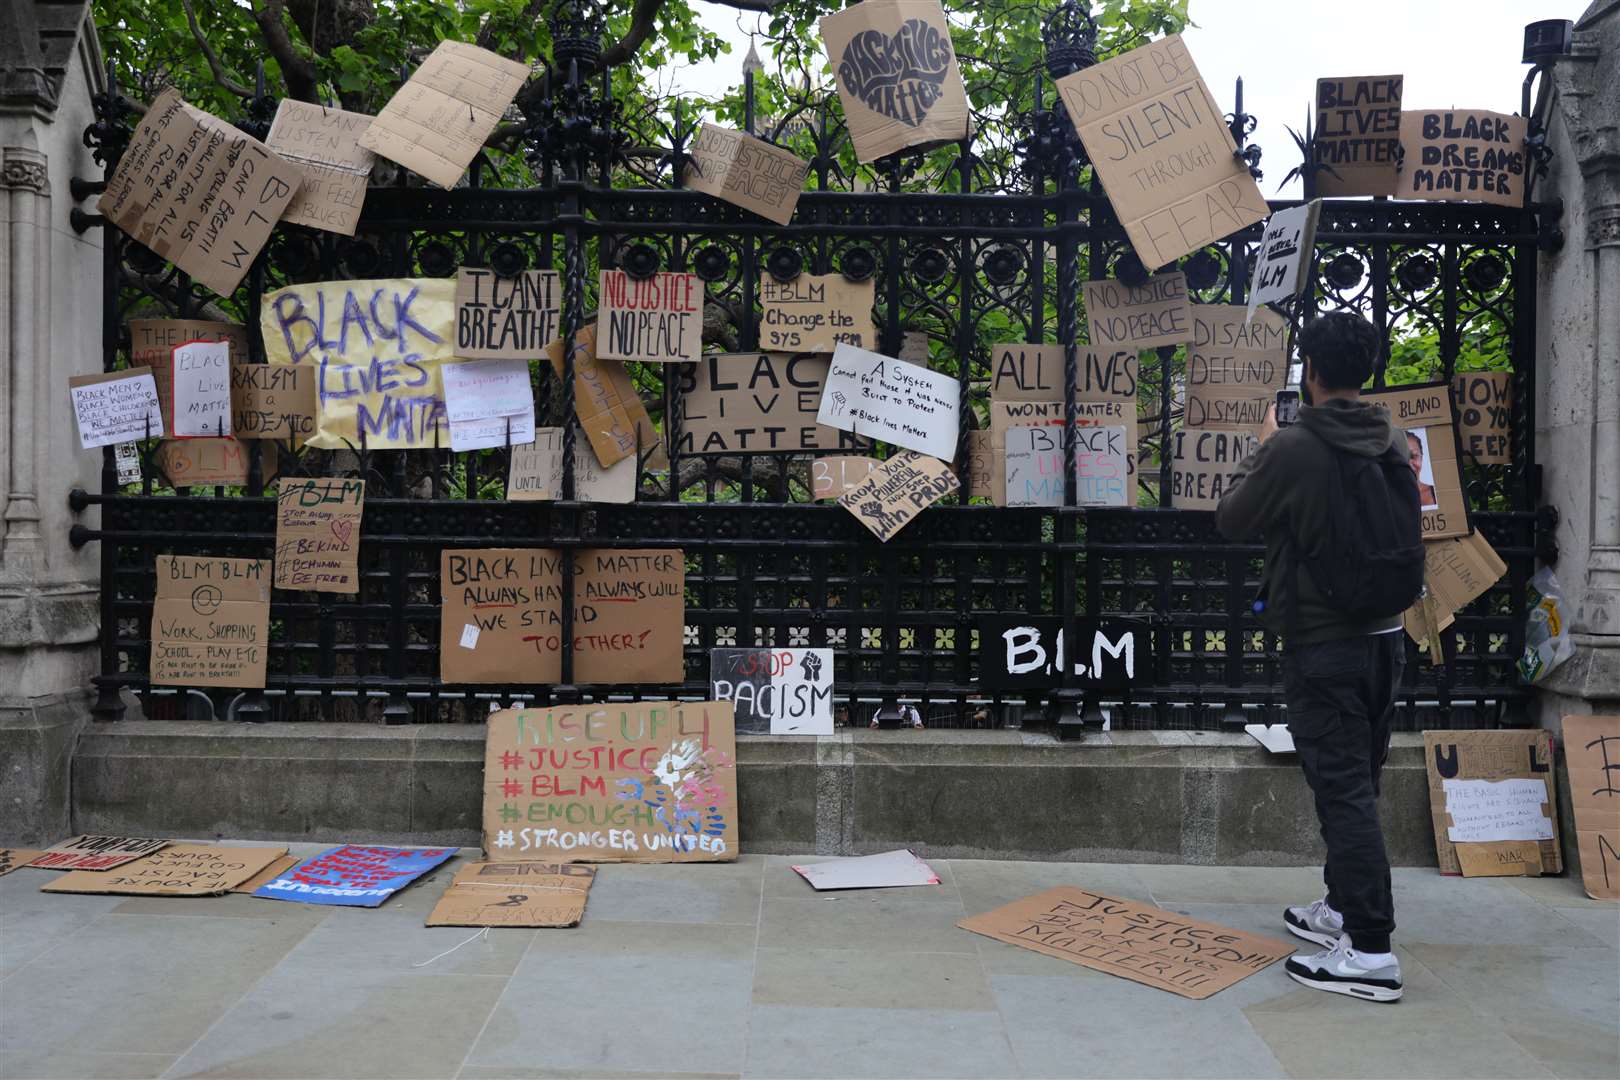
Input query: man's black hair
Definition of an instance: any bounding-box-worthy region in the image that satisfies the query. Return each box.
[1298,311,1382,390]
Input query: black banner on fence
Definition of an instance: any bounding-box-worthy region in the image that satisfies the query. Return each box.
[978,617,1150,692]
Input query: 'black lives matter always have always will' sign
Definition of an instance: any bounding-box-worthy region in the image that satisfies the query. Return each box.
[979,617,1149,692]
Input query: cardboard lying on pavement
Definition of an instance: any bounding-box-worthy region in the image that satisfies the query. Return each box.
[426,861,596,927]
[959,886,1294,999]
[231,853,301,894]
[43,845,288,896]
[29,836,170,871]
[1423,729,1561,876]
[791,849,941,890]
[1561,714,1620,901]
[253,845,457,907]
[0,849,43,877]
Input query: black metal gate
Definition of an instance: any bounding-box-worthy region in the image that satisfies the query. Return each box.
[70,2,1548,731]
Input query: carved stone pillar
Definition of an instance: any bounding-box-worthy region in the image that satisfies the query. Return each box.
[1,145,49,571]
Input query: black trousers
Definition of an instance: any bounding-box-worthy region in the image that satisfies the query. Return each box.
[1283,632,1405,953]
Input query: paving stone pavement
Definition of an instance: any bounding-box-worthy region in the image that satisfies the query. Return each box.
[1,844,1615,1079]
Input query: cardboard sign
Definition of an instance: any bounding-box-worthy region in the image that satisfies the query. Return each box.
[818,344,960,460]
[962,432,992,498]
[29,836,170,871]
[357,41,529,188]
[69,368,165,448]
[1396,109,1527,208]
[1168,428,1258,511]
[231,853,299,894]
[266,99,375,236]
[1423,729,1560,876]
[43,845,287,896]
[710,648,834,735]
[170,341,233,437]
[546,324,663,470]
[759,275,876,353]
[1083,273,1193,350]
[987,400,1139,506]
[1454,840,1544,878]
[97,90,301,296]
[597,270,703,365]
[150,554,271,688]
[989,344,1140,403]
[674,353,862,455]
[254,845,456,907]
[1056,34,1267,270]
[426,861,597,927]
[157,437,274,488]
[685,124,809,225]
[1364,383,1468,539]
[959,887,1293,999]
[1442,778,1554,842]
[819,0,970,163]
[1400,530,1507,642]
[812,455,881,500]
[1562,714,1620,900]
[0,848,43,877]
[838,451,959,542]
[483,700,738,863]
[1004,426,1064,507]
[978,617,1148,692]
[1452,371,1512,464]
[232,364,317,441]
[1074,425,1131,506]
[455,269,560,360]
[440,548,683,684]
[1245,200,1321,319]
[274,477,364,593]
[508,427,637,503]
[1313,76,1403,197]
[262,277,456,450]
[1186,306,1288,430]
[131,319,249,432]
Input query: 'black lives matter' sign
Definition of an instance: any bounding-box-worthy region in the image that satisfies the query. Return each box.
[1313,75,1402,197]
[1396,109,1527,209]
[978,617,1149,692]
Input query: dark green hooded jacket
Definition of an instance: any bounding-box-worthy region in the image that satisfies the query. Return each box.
[1215,397,1407,645]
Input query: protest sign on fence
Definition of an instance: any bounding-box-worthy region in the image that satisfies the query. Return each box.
[440,357,536,451]
[1074,425,1131,506]
[44,845,287,896]
[29,836,170,871]
[98,90,301,296]
[131,319,249,431]
[675,353,861,455]
[1363,382,1468,538]
[759,274,876,353]
[1056,34,1266,269]
[1395,109,1527,208]
[1003,426,1063,507]
[817,344,960,459]
[507,428,637,503]
[254,845,456,907]
[1186,305,1288,430]
[1423,729,1560,876]
[1399,530,1507,643]
[170,341,234,438]
[1083,273,1193,350]
[812,455,882,500]
[1313,76,1403,197]
[1562,714,1620,900]
[150,554,271,688]
[358,41,530,188]
[483,700,738,862]
[427,861,597,927]
[69,368,164,448]
[963,430,993,497]
[232,364,317,442]
[274,477,364,593]
[262,277,456,449]
[266,99,375,236]
[978,616,1148,692]
[819,0,970,163]
[157,437,274,488]
[1246,200,1321,319]
[685,124,809,225]
[1451,370,1512,464]
[710,648,835,735]
[990,345,1139,403]
[838,451,959,541]
[1168,428,1258,510]
[597,270,703,364]
[545,325,664,470]
[455,269,561,360]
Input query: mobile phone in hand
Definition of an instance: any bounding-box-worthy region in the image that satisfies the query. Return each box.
[1275,389,1300,427]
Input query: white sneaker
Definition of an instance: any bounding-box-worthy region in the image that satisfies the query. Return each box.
[1284,897,1344,948]
[1285,935,1403,1003]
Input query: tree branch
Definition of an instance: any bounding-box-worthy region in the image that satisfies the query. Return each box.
[602,0,777,69]
[251,0,321,101]
[181,0,253,98]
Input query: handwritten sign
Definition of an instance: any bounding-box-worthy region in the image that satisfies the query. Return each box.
[959,887,1293,999]
[1562,714,1620,900]
[1168,428,1258,511]
[455,268,560,360]
[97,90,301,296]
[812,455,881,500]
[508,427,637,503]
[483,701,738,863]
[963,431,993,497]
[1186,305,1288,430]
[358,41,529,188]
[1003,426,1064,507]
[426,861,597,927]
[0,849,42,877]
[232,364,316,441]
[817,343,960,460]
[819,0,970,163]
[838,451,959,542]
[710,648,834,735]
[759,274,876,352]
[441,357,536,451]
[29,836,170,872]
[1246,200,1321,319]
[254,844,456,907]
[674,353,861,455]
[131,319,248,431]
[1083,273,1192,350]
[1074,425,1130,507]
[1364,383,1467,538]
[1396,109,1527,208]
[69,368,164,448]
[150,554,270,688]
[1443,778,1554,843]
[1400,530,1507,643]
[546,325,663,470]
[274,477,364,593]
[978,616,1147,692]
[1451,371,1511,464]
[157,437,273,488]
[1056,34,1266,269]
[685,124,809,225]
[597,270,702,364]
[170,341,233,437]
[989,344,1139,403]
[266,99,375,236]
[1313,75,1403,197]
[262,277,455,450]
[43,845,287,896]
[1423,729,1560,875]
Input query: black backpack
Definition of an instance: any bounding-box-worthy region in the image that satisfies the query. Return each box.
[1296,429,1426,620]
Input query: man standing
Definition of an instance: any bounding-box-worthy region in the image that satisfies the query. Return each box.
[1216,311,1424,1003]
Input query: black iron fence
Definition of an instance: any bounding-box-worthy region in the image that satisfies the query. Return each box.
[70,3,1549,731]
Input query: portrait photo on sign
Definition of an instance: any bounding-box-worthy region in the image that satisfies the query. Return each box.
[1405,427,1438,511]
